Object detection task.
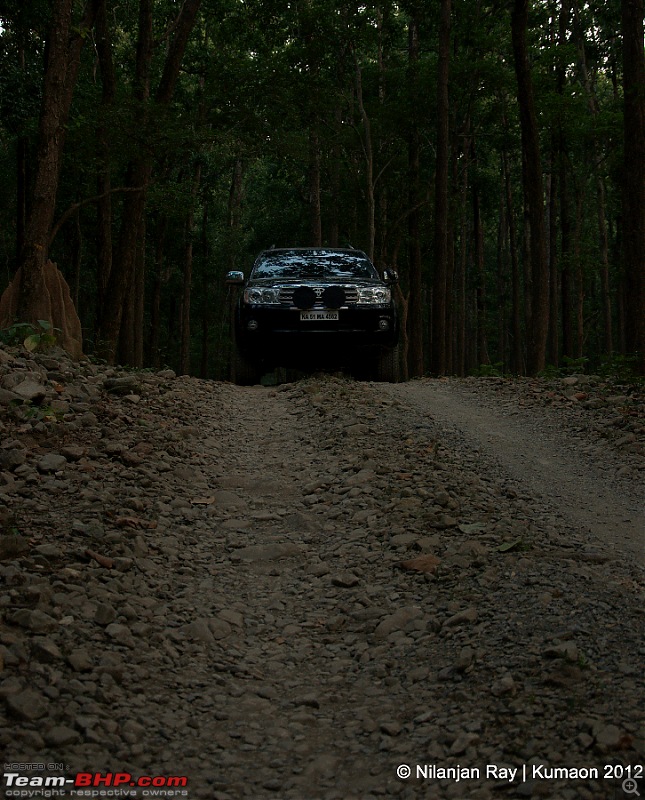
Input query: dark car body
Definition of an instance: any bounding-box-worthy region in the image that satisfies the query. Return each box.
[227,247,400,383]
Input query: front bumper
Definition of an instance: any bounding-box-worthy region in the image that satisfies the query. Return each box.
[236,304,399,354]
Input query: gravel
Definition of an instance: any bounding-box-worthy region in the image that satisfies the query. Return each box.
[0,347,643,799]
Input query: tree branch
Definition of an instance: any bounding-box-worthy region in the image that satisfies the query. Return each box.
[49,187,144,247]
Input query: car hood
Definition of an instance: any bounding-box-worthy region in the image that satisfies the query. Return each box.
[246,277,385,288]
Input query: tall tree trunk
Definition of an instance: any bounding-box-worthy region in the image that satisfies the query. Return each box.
[407,138,423,377]
[547,163,560,366]
[179,228,192,377]
[499,100,524,373]
[407,13,424,377]
[228,158,245,261]
[558,0,573,360]
[149,215,167,369]
[445,128,457,375]
[72,213,82,308]
[617,277,626,355]
[473,187,489,367]
[355,59,375,260]
[308,126,322,247]
[574,188,585,358]
[546,9,559,368]
[133,216,145,367]
[17,0,99,323]
[497,184,509,371]
[456,188,468,377]
[200,204,210,379]
[431,0,451,375]
[502,149,523,374]
[97,0,152,362]
[17,136,28,267]
[118,213,145,367]
[558,145,573,358]
[621,0,645,372]
[329,107,342,247]
[96,0,202,364]
[573,0,613,355]
[511,0,549,374]
[472,140,489,367]
[455,126,471,377]
[375,6,388,265]
[16,35,27,266]
[395,285,411,383]
[597,178,613,354]
[95,0,115,324]
[559,174,573,359]
[118,270,135,366]
[180,163,201,376]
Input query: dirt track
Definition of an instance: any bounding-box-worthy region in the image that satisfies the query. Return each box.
[1,356,643,800]
[395,378,644,563]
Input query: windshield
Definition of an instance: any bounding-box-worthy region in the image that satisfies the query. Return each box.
[252,250,379,281]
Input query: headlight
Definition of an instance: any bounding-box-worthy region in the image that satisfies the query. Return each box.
[358,287,391,304]
[244,287,280,304]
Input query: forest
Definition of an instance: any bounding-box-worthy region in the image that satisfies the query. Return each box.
[0,0,643,379]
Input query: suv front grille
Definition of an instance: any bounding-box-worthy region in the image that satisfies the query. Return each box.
[278,285,360,306]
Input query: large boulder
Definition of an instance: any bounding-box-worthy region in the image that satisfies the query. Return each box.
[0,260,83,360]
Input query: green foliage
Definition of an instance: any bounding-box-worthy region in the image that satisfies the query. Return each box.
[540,354,644,386]
[473,362,504,377]
[20,403,62,422]
[24,319,58,352]
[0,320,58,352]
[0,321,34,345]
[538,356,589,379]
[561,355,590,375]
[496,538,530,553]
[538,363,564,380]
[595,354,644,384]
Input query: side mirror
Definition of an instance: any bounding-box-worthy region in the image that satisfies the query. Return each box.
[225,270,244,285]
[383,268,399,285]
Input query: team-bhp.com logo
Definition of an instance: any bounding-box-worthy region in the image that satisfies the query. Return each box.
[76,774,187,789]
[4,771,189,797]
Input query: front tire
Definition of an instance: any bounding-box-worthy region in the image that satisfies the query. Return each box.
[375,342,400,382]
[232,345,261,385]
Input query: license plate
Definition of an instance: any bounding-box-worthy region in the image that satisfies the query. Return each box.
[300,310,339,321]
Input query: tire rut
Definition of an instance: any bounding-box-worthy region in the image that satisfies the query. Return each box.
[391,379,644,564]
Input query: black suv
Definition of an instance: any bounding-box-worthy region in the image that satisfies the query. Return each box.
[226,247,400,384]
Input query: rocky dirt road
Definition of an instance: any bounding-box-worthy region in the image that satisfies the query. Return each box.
[0,349,643,800]
[396,378,644,562]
